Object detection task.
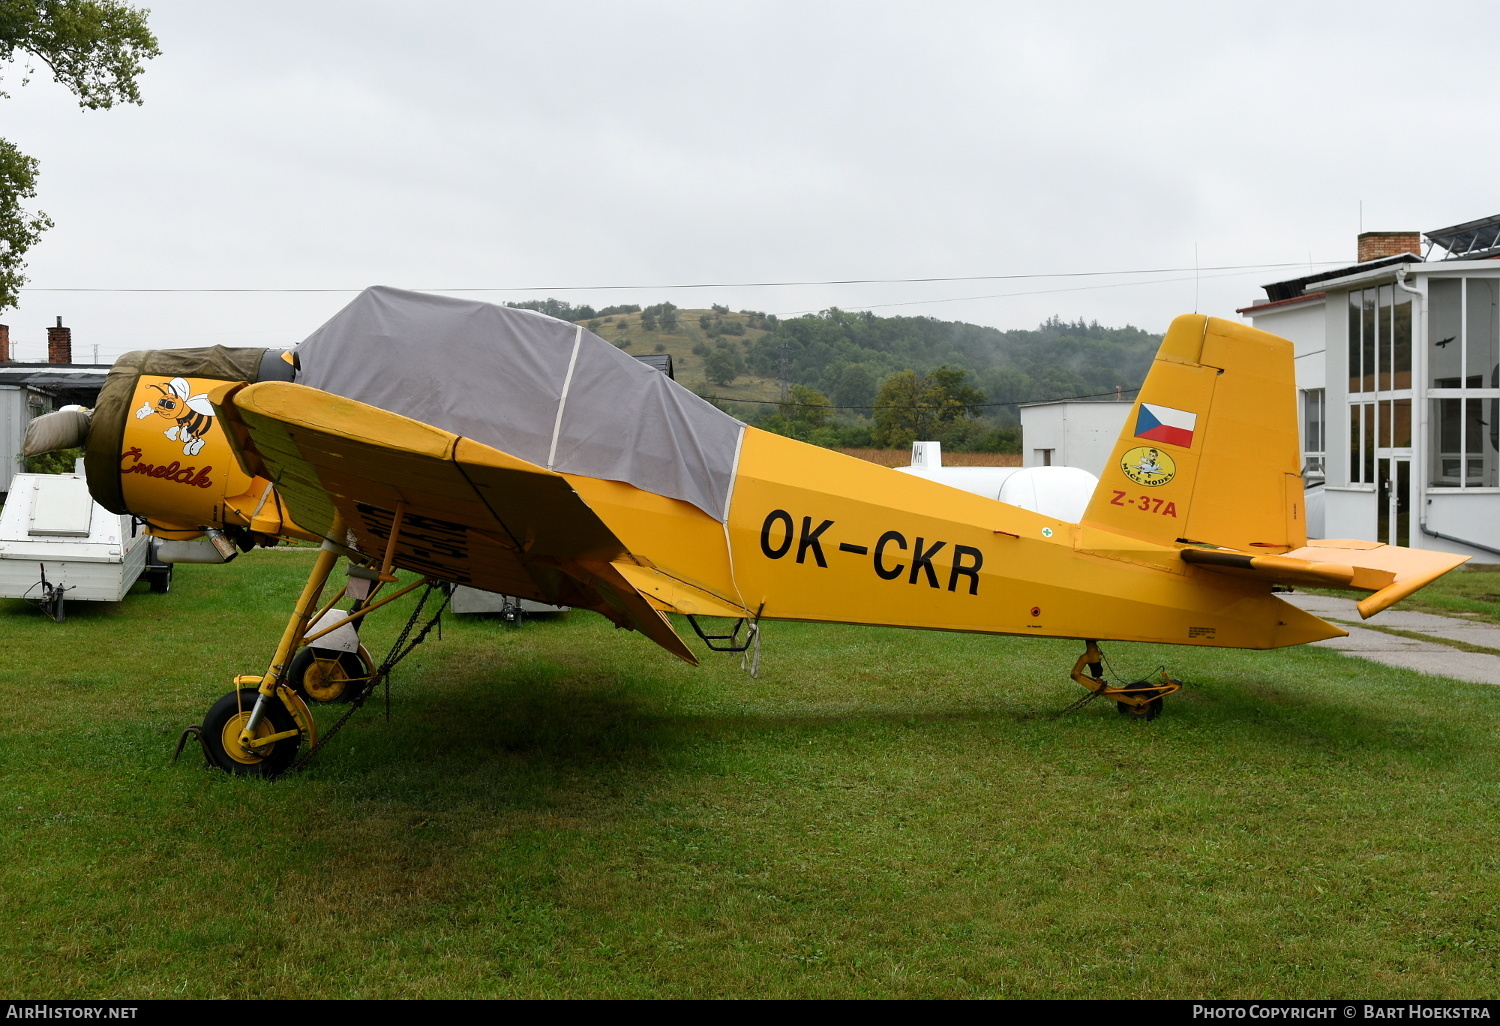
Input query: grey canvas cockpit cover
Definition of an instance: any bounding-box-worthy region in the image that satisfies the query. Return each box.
[295,287,746,521]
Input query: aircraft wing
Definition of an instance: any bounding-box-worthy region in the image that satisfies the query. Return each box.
[213,380,698,664]
[1180,539,1469,619]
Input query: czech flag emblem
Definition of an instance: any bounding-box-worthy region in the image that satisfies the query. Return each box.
[1134,403,1197,448]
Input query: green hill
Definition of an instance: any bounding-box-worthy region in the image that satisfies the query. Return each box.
[508,299,1162,451]
[582,307,782,405]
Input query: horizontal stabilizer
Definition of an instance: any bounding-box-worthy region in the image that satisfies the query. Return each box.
[1181,539,1468,619]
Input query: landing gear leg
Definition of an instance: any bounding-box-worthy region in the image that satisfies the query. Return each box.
[199,516,346,776]
[1068,639,1180,719]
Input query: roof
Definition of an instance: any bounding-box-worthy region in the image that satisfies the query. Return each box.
[632,353,674,379]
[1258,254,1419,303]
[0,363,111,403]
[1236,291,1327,316]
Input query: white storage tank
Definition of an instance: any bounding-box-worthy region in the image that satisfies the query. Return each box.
[996,466,1099,523]
[893,441,1099,521]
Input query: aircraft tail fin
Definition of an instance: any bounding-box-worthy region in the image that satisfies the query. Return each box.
[1081,314,1306,552]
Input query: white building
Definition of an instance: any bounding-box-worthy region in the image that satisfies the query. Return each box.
[1239,218,1500,561]
[0,321,110,496]
[0,379,55,496]
[1018,399,1132,477]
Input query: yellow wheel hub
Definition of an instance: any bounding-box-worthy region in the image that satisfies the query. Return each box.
[302,656,351,702]
[220,710,278,765]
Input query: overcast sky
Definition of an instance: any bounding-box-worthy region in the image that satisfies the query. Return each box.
[3,0,1498,363]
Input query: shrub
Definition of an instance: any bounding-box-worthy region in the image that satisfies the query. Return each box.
[21,446,84,475]
[705,348,738,385]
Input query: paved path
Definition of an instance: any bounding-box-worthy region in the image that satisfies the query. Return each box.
[1282,592,1500,686]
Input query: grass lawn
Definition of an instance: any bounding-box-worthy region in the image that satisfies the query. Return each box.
[4,553,1500,998]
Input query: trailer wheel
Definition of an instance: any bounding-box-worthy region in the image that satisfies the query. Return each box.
[148,564,173,594]
[51,587,66,623]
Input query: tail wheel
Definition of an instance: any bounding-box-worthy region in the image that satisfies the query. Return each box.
[201,688,301,777]
[286,646,371,704]
[1115,687,1164,720]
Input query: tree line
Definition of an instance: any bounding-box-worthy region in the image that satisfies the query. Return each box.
[729,309,1158,451]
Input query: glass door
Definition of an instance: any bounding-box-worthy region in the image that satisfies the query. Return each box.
[1378,458,1411,547]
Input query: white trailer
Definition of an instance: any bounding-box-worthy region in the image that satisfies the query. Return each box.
[0,473,168,620]
[448,585,569,622]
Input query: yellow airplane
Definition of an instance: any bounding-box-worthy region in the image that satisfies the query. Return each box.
[24,289,1467,776]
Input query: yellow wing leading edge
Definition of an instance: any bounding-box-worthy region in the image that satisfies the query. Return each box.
[218,380,700,664]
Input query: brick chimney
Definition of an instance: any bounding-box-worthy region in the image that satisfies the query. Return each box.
[47,316,71,365]
[0,323,9,363]
[1358,231,1421,263]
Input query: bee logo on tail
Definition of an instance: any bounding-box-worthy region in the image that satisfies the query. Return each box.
[136,377,216,456]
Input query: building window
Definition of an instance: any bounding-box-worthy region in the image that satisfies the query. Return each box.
[1427,277,1500,487]
[1302,388,1325,482]
[1348,285,1412,394]
[1345,284,1414,488]
[1350,402,1375,483]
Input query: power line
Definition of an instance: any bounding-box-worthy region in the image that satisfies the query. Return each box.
[774,267,1286,316]
[17,261,1343,295]
[702,386,1141,412]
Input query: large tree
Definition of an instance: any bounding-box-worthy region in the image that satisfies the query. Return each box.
[872,366,986,448]
[0,0,158,311]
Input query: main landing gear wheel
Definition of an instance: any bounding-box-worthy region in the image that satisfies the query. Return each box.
[285,646,372,704]
[201,688,302,777]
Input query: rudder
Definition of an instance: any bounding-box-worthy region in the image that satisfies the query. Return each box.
[1081,315,1304,552]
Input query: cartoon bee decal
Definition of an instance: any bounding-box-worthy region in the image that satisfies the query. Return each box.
[135,377,216,456]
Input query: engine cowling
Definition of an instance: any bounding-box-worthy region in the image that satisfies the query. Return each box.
[83,346,311,544]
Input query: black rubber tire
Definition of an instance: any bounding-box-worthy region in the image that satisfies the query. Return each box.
[1115,687,1163,720]
[148,565,172,594]
[52,588,66,623]
[285,646,370,704]
[201,688,302,777]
